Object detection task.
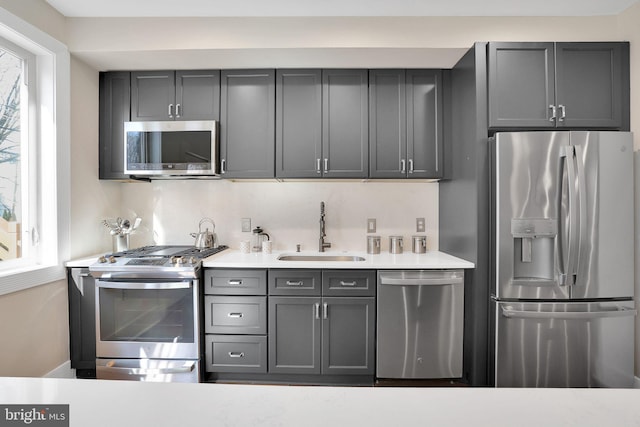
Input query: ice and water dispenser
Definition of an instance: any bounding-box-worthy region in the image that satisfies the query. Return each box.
[511,218,557,285]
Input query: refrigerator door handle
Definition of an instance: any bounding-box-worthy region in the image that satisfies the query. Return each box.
[573,144,588,283]
[501,305,637,320]
[559,146,578,286]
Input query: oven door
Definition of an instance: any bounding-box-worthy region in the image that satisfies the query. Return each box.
[95,279,200,360]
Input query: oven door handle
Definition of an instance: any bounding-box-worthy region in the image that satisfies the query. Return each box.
[96,280,192,290]
[100,360,196,375]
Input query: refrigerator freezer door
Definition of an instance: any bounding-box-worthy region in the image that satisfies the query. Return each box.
[495,301,636,387]
[493,132,571,299]
[569,132,634,299]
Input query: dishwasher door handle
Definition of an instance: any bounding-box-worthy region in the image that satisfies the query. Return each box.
[379,277,464,286]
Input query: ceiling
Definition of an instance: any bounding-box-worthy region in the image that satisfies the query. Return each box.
[45,0,640,18]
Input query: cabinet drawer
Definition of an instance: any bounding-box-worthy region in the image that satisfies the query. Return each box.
[322,270,376,296]
[204,296,267,334]
[204,269,267,295]
[268,269,321,295]
[205,335,267,373]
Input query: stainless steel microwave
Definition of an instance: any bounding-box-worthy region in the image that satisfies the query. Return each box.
[124,120,219,177]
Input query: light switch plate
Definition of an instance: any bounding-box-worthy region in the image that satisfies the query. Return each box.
[241,218,251,232]
[367,218,376,233]
[416,217,425,233]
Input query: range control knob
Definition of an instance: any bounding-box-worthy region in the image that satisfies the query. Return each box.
[189,257,197,265]
[108,256,117,263]
[171,256,184,266]
[98,256,107,263]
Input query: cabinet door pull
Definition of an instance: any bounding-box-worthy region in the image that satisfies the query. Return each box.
[315,303,320,320]
[400,159,406,173]
[228,279,243,285]
[340,281,357,287]
[286,280,303,286]
[323,302,328,319]
[316,158,322,174]
[228,312,243,318]
[408,159,414,174]
[175,103,182,118]
[168,103,174,118]
[324,158,329,173]
[221,159,226,174]
[549,104,557,122]
[228,352,245,358]
[558,104,566,122]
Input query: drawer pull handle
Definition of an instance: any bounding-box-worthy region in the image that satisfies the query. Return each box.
[228,312,243,318]
[228,352,245,358]
[340,281,356,287]
[286,280,304,286]
[228,279,243,285]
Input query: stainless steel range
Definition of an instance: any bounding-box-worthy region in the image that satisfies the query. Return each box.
[89,245,227,383]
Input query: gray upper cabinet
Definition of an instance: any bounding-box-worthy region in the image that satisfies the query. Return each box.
[131,70,220,121]
[275,69,322,178]
[220,69,275,179]
[322,69,369,178]
[554,43,624,128]
[99,71,130,180]
[276,69,368,179]
[369,69,443,179]
[488,42,627,129]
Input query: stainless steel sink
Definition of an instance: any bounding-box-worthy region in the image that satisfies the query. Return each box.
[277,254,366,262]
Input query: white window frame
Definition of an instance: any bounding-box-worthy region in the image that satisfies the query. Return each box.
[0,7,70,296]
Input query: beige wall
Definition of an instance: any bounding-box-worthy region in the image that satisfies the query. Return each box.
[0,279,68,376]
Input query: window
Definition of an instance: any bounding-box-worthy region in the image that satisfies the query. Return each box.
[0,39,32,264]
[0,8,70,295]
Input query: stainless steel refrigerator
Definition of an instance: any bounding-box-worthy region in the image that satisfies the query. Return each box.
[490,131,636,388]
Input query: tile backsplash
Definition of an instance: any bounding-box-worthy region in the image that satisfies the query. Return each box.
[120,180,439,253]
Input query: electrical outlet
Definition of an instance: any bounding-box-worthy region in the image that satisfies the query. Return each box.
[367,218,376,233]
[416,217,425,233]
[241,218,251,232]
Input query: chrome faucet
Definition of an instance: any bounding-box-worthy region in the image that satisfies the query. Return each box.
[319,201,331,252]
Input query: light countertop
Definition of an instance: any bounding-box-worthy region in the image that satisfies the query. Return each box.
[202,249,474,269]
[65,249,474,270]
[0,377,638,427]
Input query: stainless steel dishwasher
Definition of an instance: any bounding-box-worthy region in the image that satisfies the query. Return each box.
[376,270,464,379]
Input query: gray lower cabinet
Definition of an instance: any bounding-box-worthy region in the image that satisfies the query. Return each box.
[269,296,322,374]
[268,269,376,376]
[203,269,268,374]
[220,69,275,178]
[67,268,96,377]
[488,42,628,129]
[99,71,130,180]
[369,69,443,179]
[131,70,220,121]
